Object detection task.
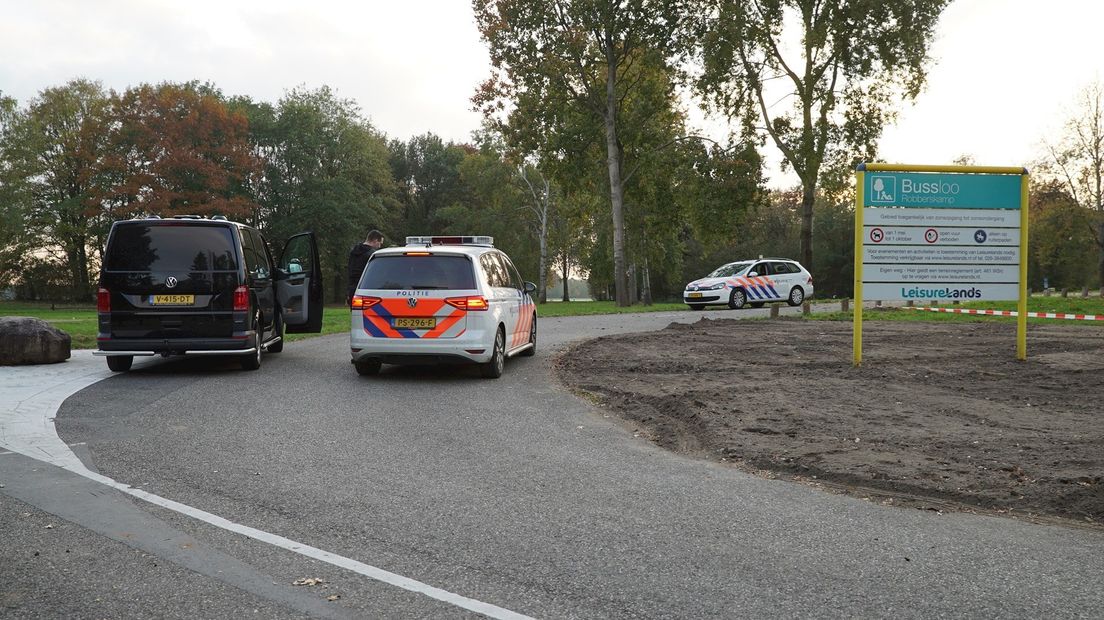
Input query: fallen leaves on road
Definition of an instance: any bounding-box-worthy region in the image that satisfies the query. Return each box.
[292,577,325,587]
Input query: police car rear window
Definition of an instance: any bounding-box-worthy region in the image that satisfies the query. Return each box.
[105,224,238,271]
[359,255,476,290]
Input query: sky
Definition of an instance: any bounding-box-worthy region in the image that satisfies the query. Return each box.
[2,0,1102,188]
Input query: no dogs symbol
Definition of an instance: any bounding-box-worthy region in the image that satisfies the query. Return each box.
[869,227,885,243]
[924,228,939,243]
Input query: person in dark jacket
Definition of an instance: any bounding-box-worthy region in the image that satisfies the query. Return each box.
[347,229,384,304]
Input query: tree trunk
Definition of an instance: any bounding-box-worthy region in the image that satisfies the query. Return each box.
[561,251,570,302]
[628,263,637,303]
[642,259,652,306]
[537,216,548,304]
[801,181,815,270]
[1098,220,1104,289]
[604,49,629,307]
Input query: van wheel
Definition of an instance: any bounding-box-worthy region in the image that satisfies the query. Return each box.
[241,311,262,370]
[728,288,747,310]
[106,355,133,372]
[480,328,505,379]
[267,310,284,353]
[519,316,536,357]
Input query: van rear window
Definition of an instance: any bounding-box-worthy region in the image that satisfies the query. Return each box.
[359,255,476,290]
[106,224,238,271]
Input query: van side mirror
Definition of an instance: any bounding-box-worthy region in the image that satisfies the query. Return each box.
[523,281,537,294]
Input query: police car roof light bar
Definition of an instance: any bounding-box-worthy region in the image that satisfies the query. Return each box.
[405,235,494,247]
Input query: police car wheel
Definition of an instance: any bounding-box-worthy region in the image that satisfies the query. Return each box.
[788,286,805,307]
[355,359,381,376]
[480,328,505,379]
[728,288,747,310]
[106,355,133,372]
[519,316,536,357]
[688,304,705,311]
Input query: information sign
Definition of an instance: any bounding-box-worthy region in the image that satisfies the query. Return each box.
[853,163,1029,365]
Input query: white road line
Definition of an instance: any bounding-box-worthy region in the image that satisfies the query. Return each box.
[0,352,534,620]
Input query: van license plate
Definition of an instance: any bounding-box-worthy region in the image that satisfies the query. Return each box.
[150,294,195,305]
[688,292,703,298]
[394,318,436,329]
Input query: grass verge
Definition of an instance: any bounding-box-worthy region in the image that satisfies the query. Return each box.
[3,295,1102,350]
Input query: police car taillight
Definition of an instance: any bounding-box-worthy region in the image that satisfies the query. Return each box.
[97,287,110,312]
[233,285,249,311]
[351,295,381,309]
[406,235,494,246]
[445,295,488,311]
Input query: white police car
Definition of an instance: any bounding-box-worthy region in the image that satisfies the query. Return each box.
[683,258,813,310]
[349,236,536,378]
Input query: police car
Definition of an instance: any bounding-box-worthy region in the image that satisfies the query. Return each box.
[349,236,537,378]
[683,258,813,310]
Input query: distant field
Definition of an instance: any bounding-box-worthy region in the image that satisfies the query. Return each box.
[3,294,1102,350]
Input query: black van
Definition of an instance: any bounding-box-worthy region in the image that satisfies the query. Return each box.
[94,216,323,371]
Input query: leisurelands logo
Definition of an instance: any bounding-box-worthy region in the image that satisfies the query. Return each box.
[900,286,981,299]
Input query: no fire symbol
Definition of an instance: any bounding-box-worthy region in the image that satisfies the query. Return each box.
[924,228,939,243]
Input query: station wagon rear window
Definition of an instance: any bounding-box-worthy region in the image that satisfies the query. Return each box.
[359,255,476,290]
[106,224,238,271]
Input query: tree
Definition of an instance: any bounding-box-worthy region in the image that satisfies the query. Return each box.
[389,134,471,236]
[1028,180,1097,290]
[101,82,259,221]
[2,80,112,301]
[0,90,25,288]
[257,87,397,303]
[698,0,948,272]
[474,0,693,306]
[1037,81,1104,287]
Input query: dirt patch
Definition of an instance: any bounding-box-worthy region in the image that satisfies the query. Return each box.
[555,318,1104,527]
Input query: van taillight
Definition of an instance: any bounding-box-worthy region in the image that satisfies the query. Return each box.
[97,287,110,312]
[233,285,249,311]
[445,295,488,311]
[351,295,381,309]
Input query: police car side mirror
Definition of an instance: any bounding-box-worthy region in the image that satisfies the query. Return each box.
[748,271,758,277]
[523,281,537,294]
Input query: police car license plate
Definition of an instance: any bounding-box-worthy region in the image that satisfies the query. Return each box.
[394,317,436,329]
[688,292,703,298]
[150,294,194,305]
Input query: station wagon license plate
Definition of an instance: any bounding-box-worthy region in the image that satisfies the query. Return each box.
[150,294,194,305]
[394,317,436,329]
[687,292,703,298]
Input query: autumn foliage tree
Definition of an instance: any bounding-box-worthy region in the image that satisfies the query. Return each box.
[100,82,259,220]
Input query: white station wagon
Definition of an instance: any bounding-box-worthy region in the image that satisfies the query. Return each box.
[683,258,814,310]
[349,236,536,378]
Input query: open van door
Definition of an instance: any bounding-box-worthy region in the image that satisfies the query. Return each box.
[276,232,323,333]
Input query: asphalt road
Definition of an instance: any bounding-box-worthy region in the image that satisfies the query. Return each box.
[3,304,1103,618]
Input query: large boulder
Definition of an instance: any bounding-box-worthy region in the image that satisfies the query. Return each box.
[0,316,72,365]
